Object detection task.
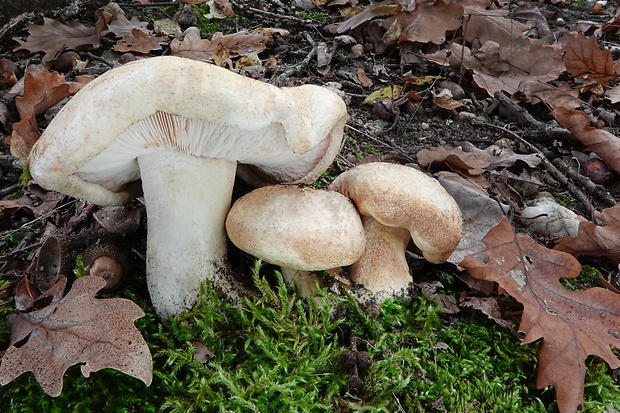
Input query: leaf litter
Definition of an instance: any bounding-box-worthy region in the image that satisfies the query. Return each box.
[0,0,619,411]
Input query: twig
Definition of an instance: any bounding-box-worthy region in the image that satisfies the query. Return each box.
[486,123,595,212]
[80,51,115,68]
[278,32,317,79]
[0,184,20,199]
[116,1,186,7]
[0,199,79,243]
[0,241,42,261]
[232,1,315,24]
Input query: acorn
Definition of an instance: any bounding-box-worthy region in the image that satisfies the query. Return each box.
[583,157,613,185]
[34,234,77,292]
[118,53,137,65]
[373,98,399,121]
[0,58,18,86]
[82,235,131,293]
[51,51,81,73]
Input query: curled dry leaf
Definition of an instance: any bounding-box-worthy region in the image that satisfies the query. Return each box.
[10,69,83,159]
[514,80,582,110]
[436,172,505,266]
[460,141,541,170]
[554,204,620,264]
[416,145,490,175]
[551,107,620,174]
[460,217,620,413]
[0,276,152,397]
[14,18,100,62]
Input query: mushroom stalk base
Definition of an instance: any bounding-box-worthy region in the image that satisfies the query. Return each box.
[138,150,237,318]
[351,215,412,293]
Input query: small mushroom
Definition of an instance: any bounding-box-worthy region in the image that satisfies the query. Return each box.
[225,185,366,296]
[330,162,463,294]
[28,56,347,317]
[519,192,584,239]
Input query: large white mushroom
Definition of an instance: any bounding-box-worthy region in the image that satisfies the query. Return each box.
[27,56,347,318]
[330,162,463,294]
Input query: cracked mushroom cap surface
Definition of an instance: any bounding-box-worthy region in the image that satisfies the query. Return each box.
[225,185,366,271]
[329,162,463,264]
[27,56,347,205]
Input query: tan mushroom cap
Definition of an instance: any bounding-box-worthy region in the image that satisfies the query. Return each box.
[225,185,366,271]
[329,162,462,264]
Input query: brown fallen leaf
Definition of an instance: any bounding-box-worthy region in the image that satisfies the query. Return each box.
[554,204,620,264]
[469,37,565,96]
[170,32,272,62]
[356,65,373,87]
[384,0,464,45]
[431,89,466,113]
[460,217,620,413]
[103,14,150,38]
[113,29,163,54]
[561,32,620,85]
[463,7,529,50]
[551,107,620,174]
[14,18,100,62]
[0,276,152,397]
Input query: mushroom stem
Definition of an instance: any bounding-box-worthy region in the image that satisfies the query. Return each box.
[350,215,412,293]
[137,149,238,317]
[279,267,323,296]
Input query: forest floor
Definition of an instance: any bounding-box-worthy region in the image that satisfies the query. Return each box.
[0,0,619,412]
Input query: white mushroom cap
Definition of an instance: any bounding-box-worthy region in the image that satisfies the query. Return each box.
[329,162,462,293]
[225,185,366,272]
[27,56,347,317]
[29,56,346,205]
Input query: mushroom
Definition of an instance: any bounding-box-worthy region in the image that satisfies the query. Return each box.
[225,185,366,296]
[329,162,462,294]
[27,56,347,317]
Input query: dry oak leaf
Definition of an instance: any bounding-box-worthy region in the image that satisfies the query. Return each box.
[469,37,565,96]
[561,32,620,85]
[0,276,152,397]
[103,14,150,38]
[416,145,491,175]
[113,29,163,54]
[14,18,100,62]
[463,9,529,54]
[170,32,272,62]
[551,107,620,174]
[554,204,620,264]
[460,217,620,413]
[384,0,464,45]
[10,69,82,159]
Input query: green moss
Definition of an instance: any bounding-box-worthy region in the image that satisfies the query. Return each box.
[560,264,602,291]
[1,262,619,412]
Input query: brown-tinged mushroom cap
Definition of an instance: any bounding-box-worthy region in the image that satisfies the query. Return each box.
[27,56,347,317]
[225,185,366,293]
[329,162,462,293]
